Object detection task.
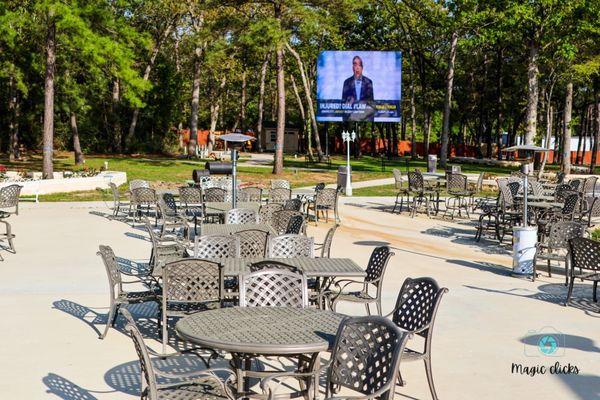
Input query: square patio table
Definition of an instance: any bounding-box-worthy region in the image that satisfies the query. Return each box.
[199,223,276,236]
[204,201,261,214]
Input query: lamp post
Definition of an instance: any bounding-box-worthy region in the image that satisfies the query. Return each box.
[342,130,356,196]
[217,133,255,208]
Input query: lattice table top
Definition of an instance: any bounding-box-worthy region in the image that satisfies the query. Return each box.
[204,202,261,214]
[200,223,276,236]
[153,257,365,278]
[175,306,346,354]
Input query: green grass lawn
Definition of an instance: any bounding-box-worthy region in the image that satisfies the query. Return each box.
[352,184,498,197]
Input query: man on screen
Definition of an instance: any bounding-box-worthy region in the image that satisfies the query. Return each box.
[342,56,374,104]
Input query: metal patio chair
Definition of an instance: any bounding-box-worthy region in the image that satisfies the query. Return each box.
[225,208,257,224]
[260,316,409,400]
[179,186,204,233]
[258,203,284,226]
[328,246,394,315]
[143,216,188,273]
[282,198,303,212]
[272,210,304,235]
[234,229,270,258]
[0,184,22,215]
[284,215,305,235]
[96,245,160,339]
[315,224,339,258]
[120,308,236,400]
[533,221,585,283]
[204,187,227,202]
[566,237,600,306]
[267,234,314,258]
[194,235,239,258]
[389,277,448,400]
[108,182,129,218]
[270,179,291,190]
[130,187,158,224]
[158,193,190,239]
[306,187,340,224]
[161,259,223,353]
[269,188,292,204]
[238,187,263,203]
[392,169,410,214]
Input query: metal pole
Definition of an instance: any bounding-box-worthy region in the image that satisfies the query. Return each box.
[232,148,237,209]
[346,135,352,196]
[325,122,329,156]
[522,165,528,227]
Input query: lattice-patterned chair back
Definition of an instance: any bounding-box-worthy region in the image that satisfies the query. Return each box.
[555,171,565,184]
[270,179,291,189]
[507,181,521,198]
[546,221,585,250]
[0,184,22,211]
[179,186,203,205]
[258,203,284,225]
[326,316,408,400]
[569,237,600,273]
[109,182,120,203]
[562,193,580,215]
[225,208,257,224]
[554,184,573,202]
[316,188,338,208]
[269,188,292,203]
[391,277,447,339]
[408,171,424,191]
[97,245,122,297]
[529,179,543,197]
[365,246,393,287]
[268,234,314,258]
[143,216,160,246]
[121,309,159,400]
[272,210,304,235]
[285,215,305,235]
[499,182,514,209]
[446,173,467,194]
[588,197,600,221]
[162,259,223,303]
[194,234,239,258]
[583,176,597,195]
[320,224,339,258]
[235,229,270,258]
[283,198,302,211]
[569,179,582,192]
[129,179,149,191]
[204,187,227,202]
[239,269,307,307]
[238,187,262,202]
[131,187,156,205]
[159,193,180,219]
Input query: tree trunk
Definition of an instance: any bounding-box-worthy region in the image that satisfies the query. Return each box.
[8,76,20,162]
[111,79,122,152]
[408,50,417,159]
[539,103,553,176]
[423,111,431,156]
[70,111,84,165]
[190,46,202,146]
[524,41,539,145]
[495,48,504,161]
[240,70,247,133]
[273,42,286,175]
[42,14,56,179]
[290,74,312,158]
[562,82,573,174]
[575,105,585,165]
[440,30,458,168]
[591,90,600,173]
[125,21,175,151]
[257,52,270,151]
[208,76,227,152]
[285,43,323,159]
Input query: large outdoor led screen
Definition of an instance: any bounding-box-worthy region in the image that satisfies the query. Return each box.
[316,51,402,122]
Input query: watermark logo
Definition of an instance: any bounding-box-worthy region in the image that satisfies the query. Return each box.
[523,326,565,357]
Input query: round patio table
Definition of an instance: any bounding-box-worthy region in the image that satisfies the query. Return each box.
[176,306,346,395]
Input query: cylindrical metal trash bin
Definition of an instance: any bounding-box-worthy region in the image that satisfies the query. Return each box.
[337,166,352,192]
[512,226,538,276]
[427,155,437,173]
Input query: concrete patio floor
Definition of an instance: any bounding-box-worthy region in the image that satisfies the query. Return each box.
[0,198,599,399]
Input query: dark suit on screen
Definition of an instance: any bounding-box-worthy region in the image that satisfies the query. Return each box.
[342,75,374,103]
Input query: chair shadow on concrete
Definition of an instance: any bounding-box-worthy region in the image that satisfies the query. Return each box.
[555,373,600,400]
[354,240,391,247]
[464,283,600,316]
[52,299,204,353]
[446,259,513,277]
[421,225,512,256]
[103,354,233,396]
[43,373,115,400]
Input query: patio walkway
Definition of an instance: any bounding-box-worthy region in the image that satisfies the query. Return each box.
[0,198,598,399]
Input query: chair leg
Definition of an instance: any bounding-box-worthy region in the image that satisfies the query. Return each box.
[365,303,371,316]
[375,300,382,316]
[547,259,552,277]
[424,357,439,400]
[162,313,168,354]
[564,276,575,307]
[100,303,117,339]
[594,281,598,302]
[0,219,15,253]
